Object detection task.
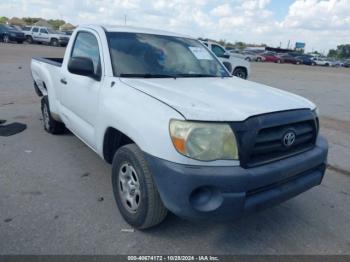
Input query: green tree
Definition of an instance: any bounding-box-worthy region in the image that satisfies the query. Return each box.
[22,17,41,25]
[327,49,338,58]
[47,19,65,30]
[0,16,8,24]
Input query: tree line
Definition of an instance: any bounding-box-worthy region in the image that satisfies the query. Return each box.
[0,16,66,30]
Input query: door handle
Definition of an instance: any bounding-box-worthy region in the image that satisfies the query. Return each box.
[60,78,67,85]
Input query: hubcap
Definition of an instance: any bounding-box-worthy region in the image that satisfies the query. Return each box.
[118,163,141,213]
[43,104,50,130]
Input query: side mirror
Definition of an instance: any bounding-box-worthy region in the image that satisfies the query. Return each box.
[68,57,99,80]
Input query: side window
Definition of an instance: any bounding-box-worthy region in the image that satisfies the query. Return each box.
[211,44,226,57]
[32,27,39,33]
[71,31,101,75]
[40,28,48,34]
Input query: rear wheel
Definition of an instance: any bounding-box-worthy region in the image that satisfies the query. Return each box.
[256,57,262,62]
[41,96,65,134]
[233,67,247,79]
[112,144,167,229]
[50,38,59,47]
[245,57,251,62]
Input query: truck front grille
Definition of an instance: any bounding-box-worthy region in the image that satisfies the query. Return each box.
[249,120,317,166]
[230,109,318,168]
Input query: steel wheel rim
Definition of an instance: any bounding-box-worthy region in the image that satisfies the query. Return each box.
[43,104,50,130]
[4,35,9,43]
[118,163,141,213]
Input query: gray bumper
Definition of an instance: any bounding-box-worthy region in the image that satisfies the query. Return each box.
[145,136,328,221]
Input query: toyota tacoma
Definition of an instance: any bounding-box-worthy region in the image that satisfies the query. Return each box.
[31,25,328,229]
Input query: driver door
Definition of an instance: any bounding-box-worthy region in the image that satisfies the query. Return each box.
[60,30,103,149]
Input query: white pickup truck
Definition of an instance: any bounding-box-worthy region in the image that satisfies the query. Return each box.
[201,40,250,79]
[31,25,328,229]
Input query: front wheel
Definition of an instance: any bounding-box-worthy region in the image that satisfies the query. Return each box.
[41,96,65,134]
[256,57,262,62]
[112,144,167,229]
[232,67,247,79]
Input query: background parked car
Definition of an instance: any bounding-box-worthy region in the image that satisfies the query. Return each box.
[261,52,282,63]
[296,56,316,66]
[228,49,256,62]
[343,60,350,68]
[25,26,70,47]
[278,54,303,64]
[0,24,26,44]
[312,57,332,66]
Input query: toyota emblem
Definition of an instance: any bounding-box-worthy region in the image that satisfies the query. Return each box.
[283,131,296,147]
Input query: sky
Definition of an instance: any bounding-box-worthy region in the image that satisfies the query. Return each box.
[1,0,350,53]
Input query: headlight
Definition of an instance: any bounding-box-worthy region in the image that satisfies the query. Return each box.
[169,120,239,161]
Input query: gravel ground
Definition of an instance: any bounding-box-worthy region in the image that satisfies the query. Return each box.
[0,43,350,255]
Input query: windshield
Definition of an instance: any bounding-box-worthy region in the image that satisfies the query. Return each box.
[106,32,230,78]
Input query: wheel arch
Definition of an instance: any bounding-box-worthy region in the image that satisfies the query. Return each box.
[103,127,136,164]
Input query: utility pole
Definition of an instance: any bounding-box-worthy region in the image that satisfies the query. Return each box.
[124,14,127,25]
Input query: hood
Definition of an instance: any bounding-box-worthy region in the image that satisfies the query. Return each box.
[120,77,315,121]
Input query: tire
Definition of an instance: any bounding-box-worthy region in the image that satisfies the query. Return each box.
[17,41,23,44]
[256,57,262,62]
[112,144,167,229]
[50,38,59,47]
[26,36,33,44]
[311,62,316,66]
[245,57,251,62]
[277,59,281,64]
[41,96,65,134]
[232,67,247,79]
[3,35,10,43]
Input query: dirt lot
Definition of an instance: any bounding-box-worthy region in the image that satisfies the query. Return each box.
[1,43,350,255]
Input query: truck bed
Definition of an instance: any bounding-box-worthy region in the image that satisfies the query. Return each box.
[32,57,63,67]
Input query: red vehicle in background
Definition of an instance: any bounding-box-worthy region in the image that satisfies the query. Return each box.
[261,52,282,63]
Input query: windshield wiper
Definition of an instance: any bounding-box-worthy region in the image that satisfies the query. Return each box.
[120,73,177,79]
[176,73,220,78]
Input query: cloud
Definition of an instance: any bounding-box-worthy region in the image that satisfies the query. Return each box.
[0,0,349,52]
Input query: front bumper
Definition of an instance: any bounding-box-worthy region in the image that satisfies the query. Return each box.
[145,136,328,221]
[9,35,25,42]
